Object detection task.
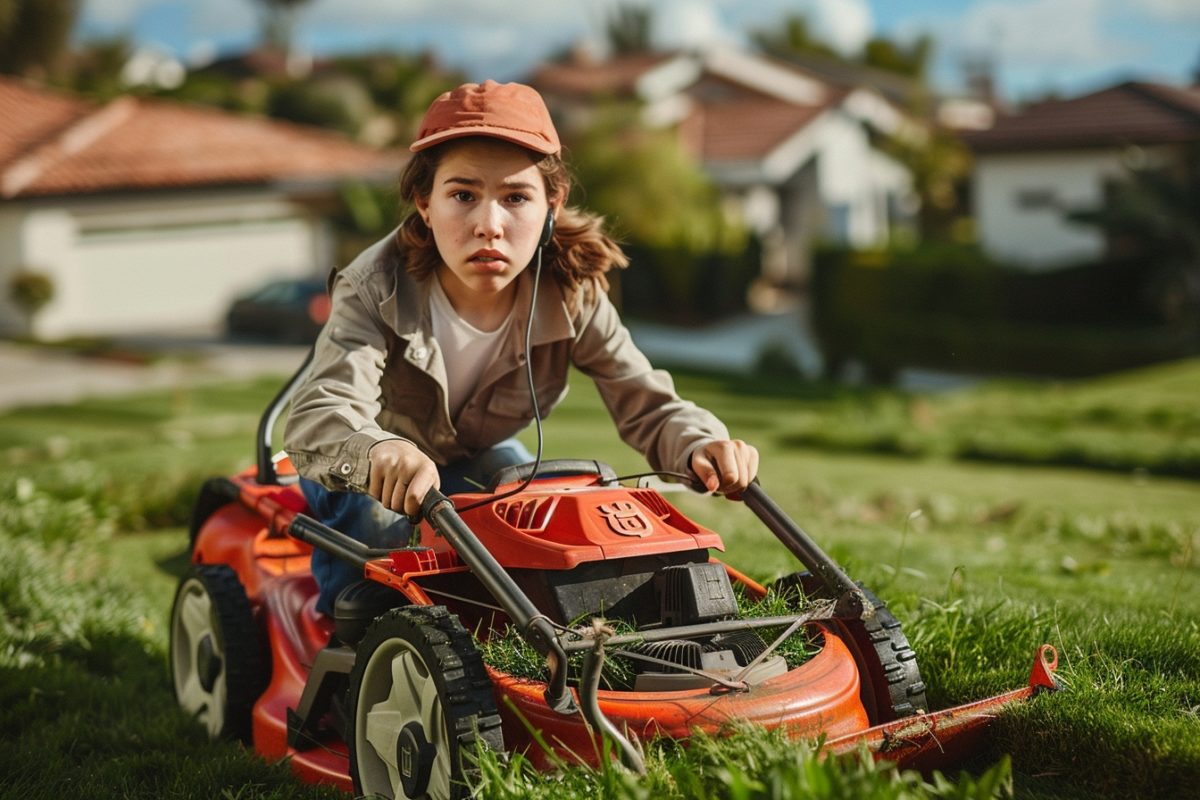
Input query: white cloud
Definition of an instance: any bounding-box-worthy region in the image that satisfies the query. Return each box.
[936,0,1131,66]
[81,0,162,28]
[1136,0,1200,22]
[655,0,736,49]
[809,0,873,56]
[191,0,257,40]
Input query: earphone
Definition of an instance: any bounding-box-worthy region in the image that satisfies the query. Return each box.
[539,210,555,248]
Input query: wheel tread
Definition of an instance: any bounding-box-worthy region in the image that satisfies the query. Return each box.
[349,605,502,799]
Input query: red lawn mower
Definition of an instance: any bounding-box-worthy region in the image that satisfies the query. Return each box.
[170,353,1059,799]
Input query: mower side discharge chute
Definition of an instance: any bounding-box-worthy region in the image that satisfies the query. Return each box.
[825,644,1061,771]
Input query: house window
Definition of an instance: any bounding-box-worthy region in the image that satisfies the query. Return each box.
[1015,188,1058,210]
[827,202,852,243]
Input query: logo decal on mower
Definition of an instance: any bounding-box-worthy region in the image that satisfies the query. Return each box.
[597,501,652,536]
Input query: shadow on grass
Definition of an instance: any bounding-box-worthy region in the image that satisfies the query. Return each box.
[156,545,194,581]
[0,632,342,800]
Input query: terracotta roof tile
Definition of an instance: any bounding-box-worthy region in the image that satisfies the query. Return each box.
[0,78,91,169]
[683,96,826,162]
[964,81,1200,153]
[0,76,404,199]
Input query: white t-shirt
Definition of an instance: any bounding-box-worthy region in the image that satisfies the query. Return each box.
[430,278,514,419]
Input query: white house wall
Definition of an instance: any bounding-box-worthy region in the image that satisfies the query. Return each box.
[11,191,327,338]
[814,111,910,248]
[973,149,1130,269]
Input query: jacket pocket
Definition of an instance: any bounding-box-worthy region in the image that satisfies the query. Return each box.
[488,382,566,420]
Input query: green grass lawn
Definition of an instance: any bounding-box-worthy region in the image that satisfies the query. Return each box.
[1,361,1197,798]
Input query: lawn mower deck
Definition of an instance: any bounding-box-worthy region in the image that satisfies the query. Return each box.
[171,361,1059,798]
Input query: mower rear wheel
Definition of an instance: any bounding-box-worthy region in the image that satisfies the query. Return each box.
[770,572,928,722]
[169,564,268,741]
[348,606,503,800]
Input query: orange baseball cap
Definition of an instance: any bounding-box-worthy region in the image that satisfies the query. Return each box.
[410,80,561,155]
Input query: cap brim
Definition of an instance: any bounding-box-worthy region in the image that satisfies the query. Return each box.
[410,125,559,155]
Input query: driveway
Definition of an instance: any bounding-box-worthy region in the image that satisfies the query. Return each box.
[0,338,310,412]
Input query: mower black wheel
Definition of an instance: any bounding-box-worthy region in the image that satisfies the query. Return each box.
[769,572,928,722]
[347,606,504,800]
[169,564,269,742]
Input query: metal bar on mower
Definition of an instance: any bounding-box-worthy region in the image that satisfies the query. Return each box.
[255,346,314,486]
[421,489,576,715]
[741,482,870,618]
[558,602,836,653]
[288,513,399,568]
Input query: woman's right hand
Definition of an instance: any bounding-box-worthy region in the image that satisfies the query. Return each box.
[367,440,440,517]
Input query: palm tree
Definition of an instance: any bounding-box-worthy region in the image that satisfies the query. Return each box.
[251,0,312,54]
[605,3,653,55]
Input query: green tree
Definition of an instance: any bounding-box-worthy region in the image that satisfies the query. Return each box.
[8,269,55,335]
[605,3,653,55]
[69,36,134,99]
[752,15,840,62]
[567,106,747,313]
[862,34,932,80]
[1068,146,1200,326]
[882,127,971,241]
[332,52,462,145]
[0,0,79,78]
[568,106,741,253]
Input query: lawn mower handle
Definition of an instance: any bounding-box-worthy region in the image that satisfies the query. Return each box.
[420,488,576,715]
[740,482,870,619]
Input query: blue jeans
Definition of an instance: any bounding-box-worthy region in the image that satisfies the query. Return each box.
[299,439,534,615]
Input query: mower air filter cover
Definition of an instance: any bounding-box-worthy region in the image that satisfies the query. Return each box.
[659,562,739,626]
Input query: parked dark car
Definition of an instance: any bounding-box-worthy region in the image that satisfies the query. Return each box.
[225,278,331,343]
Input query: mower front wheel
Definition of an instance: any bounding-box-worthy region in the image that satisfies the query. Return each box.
[770,572,928,722]
[169,564,268,741]
[348,606,504,800]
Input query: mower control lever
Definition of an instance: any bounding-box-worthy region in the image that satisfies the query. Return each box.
[741,482,871,619]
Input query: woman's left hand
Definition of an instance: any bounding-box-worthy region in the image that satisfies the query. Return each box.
[690,439,759,495]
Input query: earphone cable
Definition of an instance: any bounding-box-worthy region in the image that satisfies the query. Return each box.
[454,245,545,513]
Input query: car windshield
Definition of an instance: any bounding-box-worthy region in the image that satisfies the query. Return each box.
[249,281,310,304]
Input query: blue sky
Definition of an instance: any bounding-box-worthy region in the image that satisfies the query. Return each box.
[77,0,1200,102]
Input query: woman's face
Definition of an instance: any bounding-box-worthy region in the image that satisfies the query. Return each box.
[416,138,553,306]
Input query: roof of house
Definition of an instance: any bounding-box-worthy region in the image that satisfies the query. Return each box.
[964,81,1200,153]
[0,76,403,200]
[676,74,838,162]
[531,50,854,167]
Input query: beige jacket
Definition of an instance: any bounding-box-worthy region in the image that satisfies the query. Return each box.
[284,230,729,492]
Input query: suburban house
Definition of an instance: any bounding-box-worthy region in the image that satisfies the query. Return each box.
[530,47,920,309]
[964,80,1200,269]
[0,76,402,338]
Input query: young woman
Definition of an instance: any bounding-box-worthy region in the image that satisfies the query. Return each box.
[284,80,758,614]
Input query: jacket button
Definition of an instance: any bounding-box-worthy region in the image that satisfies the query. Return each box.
[340,463,352,475]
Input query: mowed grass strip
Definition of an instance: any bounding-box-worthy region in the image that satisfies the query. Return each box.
[0,360,1197,798]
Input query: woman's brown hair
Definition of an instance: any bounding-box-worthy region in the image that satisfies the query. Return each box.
[396,139,628,296]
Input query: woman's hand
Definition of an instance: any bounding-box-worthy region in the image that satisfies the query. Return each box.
[367,440,440,517]
[689,439,759,495]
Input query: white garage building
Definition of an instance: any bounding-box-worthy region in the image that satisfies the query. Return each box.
[0,77,401,338]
